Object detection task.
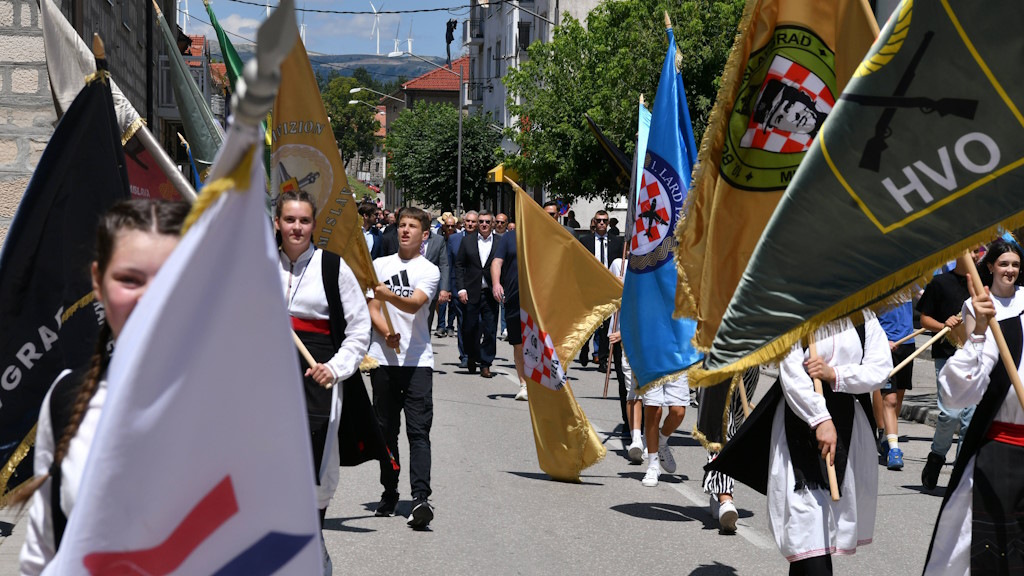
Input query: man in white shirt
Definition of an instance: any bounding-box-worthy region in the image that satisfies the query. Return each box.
[455,210,499,378]
[578,210,624,371]
[367,207,440,529]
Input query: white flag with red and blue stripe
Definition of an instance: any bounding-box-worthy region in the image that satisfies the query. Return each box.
[46,121,320,575]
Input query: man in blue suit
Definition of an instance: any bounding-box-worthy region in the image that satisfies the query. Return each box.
[445,214,467,367]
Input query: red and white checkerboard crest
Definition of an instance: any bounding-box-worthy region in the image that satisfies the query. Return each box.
[740,54,835,153]
[631,170,672,255]
[520,309,566,391]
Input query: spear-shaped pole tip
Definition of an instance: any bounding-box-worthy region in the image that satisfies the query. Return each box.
[92,34,105,60]
[639,93,646,106]
[664,11,672,30]
[151,0,163,17]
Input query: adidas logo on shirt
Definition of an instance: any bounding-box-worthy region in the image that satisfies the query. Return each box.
[385,270,415,298]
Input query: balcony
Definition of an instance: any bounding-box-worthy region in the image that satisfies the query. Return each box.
[463,18,483,46]
[465,82,487,106]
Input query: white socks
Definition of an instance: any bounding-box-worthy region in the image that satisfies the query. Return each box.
[631,429,642,445]
[659,432,670,447]
[887,434,898,450]
[648,452,660,469]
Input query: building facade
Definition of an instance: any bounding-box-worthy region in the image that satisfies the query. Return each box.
[382,55,468,209]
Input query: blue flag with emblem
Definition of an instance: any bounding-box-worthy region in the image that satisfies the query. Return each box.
[621,25,703,395]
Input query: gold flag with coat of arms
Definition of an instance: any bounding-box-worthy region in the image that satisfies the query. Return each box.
[271,35,376,291]
[673,0,878,350]
[511,180,621,482]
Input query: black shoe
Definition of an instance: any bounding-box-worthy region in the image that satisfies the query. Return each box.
[374,496,399,517]
[468,361,477,374]
[408,498,434,529]
[921,452,944,490]
[579,356,589,367]
[597,363,608,373]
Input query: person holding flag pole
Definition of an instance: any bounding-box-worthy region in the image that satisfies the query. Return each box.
[619,13,702,489]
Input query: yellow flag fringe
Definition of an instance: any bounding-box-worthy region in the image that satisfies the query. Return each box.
[672,0,759,324]
[687,215,1024,388]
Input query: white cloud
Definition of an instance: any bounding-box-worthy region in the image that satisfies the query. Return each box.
[219,13,262,39]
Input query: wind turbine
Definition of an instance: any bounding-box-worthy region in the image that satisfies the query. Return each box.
[406,17,413,53]
[369,1,384,55]
[392,16,402,55]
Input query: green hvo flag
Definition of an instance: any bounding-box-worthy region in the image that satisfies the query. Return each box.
[695,0,1024,382]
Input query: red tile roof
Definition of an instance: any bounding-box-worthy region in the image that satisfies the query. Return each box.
[374,106,386,137]
[210,63,229,90]
[403,55,468,92]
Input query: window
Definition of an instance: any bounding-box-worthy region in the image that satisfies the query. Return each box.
[518,22,531,51]
[486,47,492,78]
[495,41,501,76]
[375,162,380,172]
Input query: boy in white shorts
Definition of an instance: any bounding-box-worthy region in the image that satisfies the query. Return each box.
[641,374,689,487]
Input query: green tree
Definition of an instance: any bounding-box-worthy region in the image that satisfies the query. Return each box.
[385,103,501,211]
[503,0,744,203]
[320,75,381,169]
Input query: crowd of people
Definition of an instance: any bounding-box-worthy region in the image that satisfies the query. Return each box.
[14,191,1024,575]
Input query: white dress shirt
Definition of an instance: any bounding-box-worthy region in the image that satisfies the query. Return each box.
[477,233,494,287]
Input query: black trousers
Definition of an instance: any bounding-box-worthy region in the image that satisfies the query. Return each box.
[464,289,499,367]
[613,342,627,425]
[580,320,610,365]
[789,554,832,575]
[371,366,434,500]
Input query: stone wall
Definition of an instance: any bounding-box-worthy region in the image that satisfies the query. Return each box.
[0,0,56,249]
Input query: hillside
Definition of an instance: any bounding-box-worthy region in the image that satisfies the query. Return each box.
[211,41,448,85]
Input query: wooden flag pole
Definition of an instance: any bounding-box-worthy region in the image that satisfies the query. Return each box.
[889,327,950,378]
[291,330,333,389]
[808,340,841,502]
[960,252,1024,413]
[894,327,926,346]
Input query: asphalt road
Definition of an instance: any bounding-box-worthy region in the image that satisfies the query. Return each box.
[0,333,953,575]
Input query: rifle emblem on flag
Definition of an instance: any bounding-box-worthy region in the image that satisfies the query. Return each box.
[722,25,837,191]
[271,144,333,207]
[631,152,682,271]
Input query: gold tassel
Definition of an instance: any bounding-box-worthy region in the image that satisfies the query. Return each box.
[0,425,37,506]
[359,355,379,372]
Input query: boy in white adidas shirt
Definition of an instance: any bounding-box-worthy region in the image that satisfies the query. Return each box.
[368,207,440,529]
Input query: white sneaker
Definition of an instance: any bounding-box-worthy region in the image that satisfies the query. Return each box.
[626,441,643,464]
[642,464,660,487]
[658,444,676,473]
[515,386,528,401]
[500,329,508,339]
[718,499,738,533]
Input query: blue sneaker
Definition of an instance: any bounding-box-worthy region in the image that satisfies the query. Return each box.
[887,447,904,470]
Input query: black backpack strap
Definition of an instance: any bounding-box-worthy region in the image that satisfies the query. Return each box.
[48,365,90,551]
[319,249,348,349]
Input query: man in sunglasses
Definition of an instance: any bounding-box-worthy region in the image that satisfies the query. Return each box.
[578,210,624,372]
[455,210,500,378]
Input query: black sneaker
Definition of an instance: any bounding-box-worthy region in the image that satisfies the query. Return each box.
[407,498,434,529]
[374,496,398,517]
[921,452,944,490]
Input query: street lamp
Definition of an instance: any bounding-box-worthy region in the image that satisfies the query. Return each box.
[348,99,379,110]
[388,50,463,217]
[349,86,404,103]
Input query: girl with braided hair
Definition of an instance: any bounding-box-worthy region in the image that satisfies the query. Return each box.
[17,199,189,574]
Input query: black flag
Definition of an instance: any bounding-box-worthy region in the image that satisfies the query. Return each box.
[0,67,129,499]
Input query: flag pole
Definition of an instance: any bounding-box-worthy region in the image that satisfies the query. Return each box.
[605,93,645,398]
[894,327,926,346]
[136,125,198,202]
[888,327,950,378]
[808,340,841,502]
[960,251,1024,413]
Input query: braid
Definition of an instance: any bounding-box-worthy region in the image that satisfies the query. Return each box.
[51,323,110,475]
[2,324,110,509]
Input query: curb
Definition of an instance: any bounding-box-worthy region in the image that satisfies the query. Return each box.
[900,402,940,428]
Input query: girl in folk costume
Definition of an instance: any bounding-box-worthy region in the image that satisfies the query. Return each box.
[274,190,372,574]
[17,199,190,574]
[925,241,1024,575]
[707,309,892,575]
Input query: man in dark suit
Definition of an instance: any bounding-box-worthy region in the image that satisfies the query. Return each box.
[422,224,450,332]
[578,210,624,371]
[359,202,383,259]
[455,209,499,378]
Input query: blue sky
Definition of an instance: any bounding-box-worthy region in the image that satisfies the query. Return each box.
[181,0,466,59]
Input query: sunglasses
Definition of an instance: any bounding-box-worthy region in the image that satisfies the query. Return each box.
[594,218,609,223]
